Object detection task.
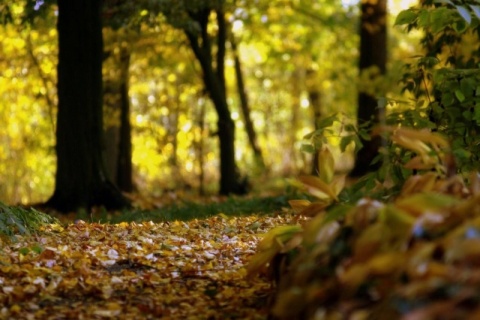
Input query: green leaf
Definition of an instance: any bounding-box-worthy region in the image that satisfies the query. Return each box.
[453,18,468,33]
[301,144,315,154]
[344,123,356,132]
[340,136,353,152]
[455,89,466,102]
[18,247,30,255]
[418,9,430,28]
[324,204,352,223]
[31,244,44,254]
[316,113,337,129]
[474,106,480,124]
[441,92,455,107]
[353,136,364,154]
[359,130,371,141]
[462,110,473,121]
[395,9,418,26]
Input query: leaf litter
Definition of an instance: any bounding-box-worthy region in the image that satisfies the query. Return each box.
[0,213,294,319]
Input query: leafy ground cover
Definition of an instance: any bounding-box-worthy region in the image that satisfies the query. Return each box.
[0,210,295,319]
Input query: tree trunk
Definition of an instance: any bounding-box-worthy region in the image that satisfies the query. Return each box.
[195,96,207,196]
[115,46,133,192]
[185,6,242,195]
[46,0,129,212]
[286,69,302,175]
[350,0,387,177]
[306,68,322,175]
[230,35,265,170]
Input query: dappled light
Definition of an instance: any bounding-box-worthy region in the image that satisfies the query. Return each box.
[3,0,480,318]
[0,0,372,204]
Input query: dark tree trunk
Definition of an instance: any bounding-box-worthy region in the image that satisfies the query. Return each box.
[306,69,322,175]
[103,45,133,193]
[195,96,207,196]
[230,35,265,169]
[185,6,241,195]
[116,47,133,192]
[350,0,387,177]
[46,0,129,212]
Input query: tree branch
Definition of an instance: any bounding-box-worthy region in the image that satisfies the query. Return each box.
[216,5,226,95]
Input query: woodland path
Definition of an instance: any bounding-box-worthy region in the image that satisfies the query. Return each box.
[0,214,290,319]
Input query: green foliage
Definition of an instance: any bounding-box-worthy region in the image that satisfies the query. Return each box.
[0,202,60,243]
[302,113,368,156]
[395,0,480,174]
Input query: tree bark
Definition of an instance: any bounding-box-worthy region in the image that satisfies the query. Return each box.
[115,46,133,192]
[306,68,322,175]
[350,0,387,177]
[185,6,241,195]
[46,0,129,212]
[230,35,265,169]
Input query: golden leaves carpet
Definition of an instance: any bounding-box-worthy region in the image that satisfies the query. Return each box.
[0,214,291,319]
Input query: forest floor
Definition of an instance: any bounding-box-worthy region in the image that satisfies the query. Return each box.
[0,209,294,319]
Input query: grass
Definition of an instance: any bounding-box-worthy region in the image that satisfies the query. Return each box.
[95,195,293,224]
[0,194,294,241]
[0,201,60,243]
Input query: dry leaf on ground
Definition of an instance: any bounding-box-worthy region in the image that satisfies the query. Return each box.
[0,214,293,319]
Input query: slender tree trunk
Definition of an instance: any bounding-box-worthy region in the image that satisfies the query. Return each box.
[196,96,207,196]
[287,69,302,175]
[116,46,133,192]
[103,44,133,193]
[185,6,241,195]
[46,0,129,212]
[350,0,387,177]
[306,68,322,175]
[230,35,265,169]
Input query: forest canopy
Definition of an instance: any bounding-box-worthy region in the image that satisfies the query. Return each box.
[0,0,416,206]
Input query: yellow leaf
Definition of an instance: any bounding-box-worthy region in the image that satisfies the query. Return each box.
[298,175,338,201]
[404,155,438,170]
[445,239,480,264]
[379,205,415,233]
[392,135,431,156]
[281,233,303,253]
[246,247,279,277]
[303,218,340,246]
[395,192,459,217]
[271,289,307,318]
[217,213,229,220]
[331,174,346,196]
[452,193,480,217]
[353,223,388,262]
[401,172,439,195]
[288,199,311,213]
[367,252,405,275]
[257,225,303,251]
[248,224,303,277]
[375,126,449,148]
[396,127,449,148]
[317,146,335,183]
[339,264,369,292]
[469,171,480,194]
[297,201,330,217]
[341,253,405,293]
